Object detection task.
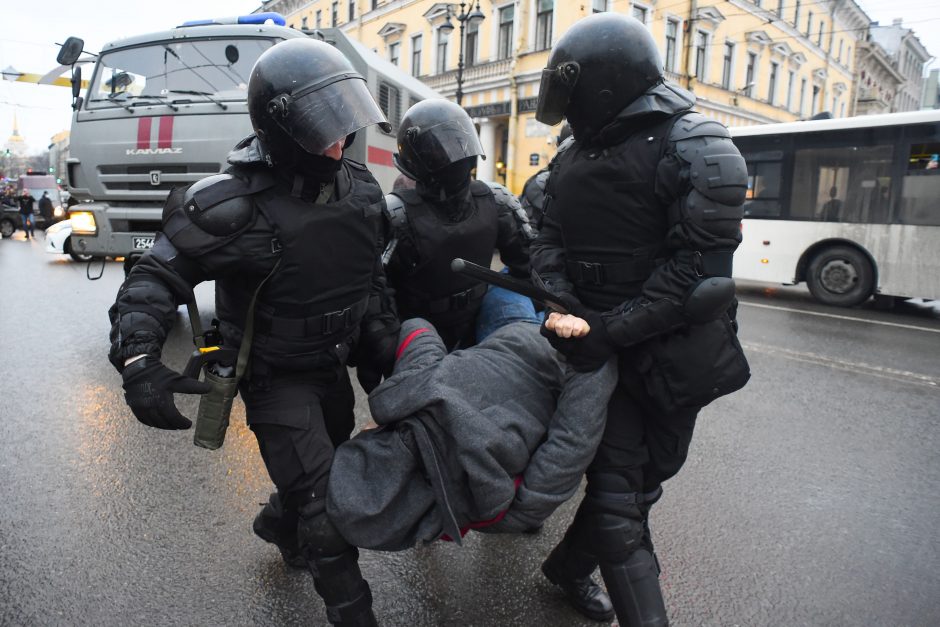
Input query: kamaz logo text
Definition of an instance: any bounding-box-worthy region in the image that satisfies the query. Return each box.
[128,116,181,156]
[125,147,183,155]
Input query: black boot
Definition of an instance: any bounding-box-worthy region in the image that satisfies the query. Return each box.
[542,538,615,622]
[310,549,377,626]
[599,549,669,627]
[252,493,306,568]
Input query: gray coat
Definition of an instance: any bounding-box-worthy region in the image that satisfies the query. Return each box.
[326,318,617,551]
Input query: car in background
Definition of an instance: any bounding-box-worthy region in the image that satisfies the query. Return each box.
[44,219,94,261]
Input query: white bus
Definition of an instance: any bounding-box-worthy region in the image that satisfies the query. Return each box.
[730,109,940,307]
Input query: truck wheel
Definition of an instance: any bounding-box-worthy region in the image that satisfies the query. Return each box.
[0,218,14,238]
[806,245,874,307]
[65,236,94,262]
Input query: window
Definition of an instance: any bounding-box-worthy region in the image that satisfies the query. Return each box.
[389,41,400,66]
[372,0,379,9]
[776,0,784,15]
[721,42,734,90]
[817,22,824,47]
[900,141,940,225]
[301,16,308,29]
[745,52,757,97]
[466,19,479,67]
[799,78,807,116]
[786,70,795,110]
[791,142,895,223]
[332,2,339,26]
[806,11,813,36]
[793,0,801,27]
[739,144,785,218]
[633,6,648,24]
[811,84,820,115]
[592,0,609,12]
[665,20,679,72]
[497,5,514,60]
[768,62,778,104]
[837,39,844,62]
[436,28,449,74]
[411,34,422,77]
[845,47,851,69]
[316,10,322,28]
[378,82,401,133]
[536,0,554,51]
[694,31,708,81]
[349,0,355,22]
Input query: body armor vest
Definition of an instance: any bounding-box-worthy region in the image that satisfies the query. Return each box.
[216,162,384,370]
[545,114,680,310]
[388,180,498,348]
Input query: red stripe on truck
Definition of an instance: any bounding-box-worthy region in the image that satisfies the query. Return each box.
[137,117,153,149]
[158,116,174,149]
[367,146,394,167]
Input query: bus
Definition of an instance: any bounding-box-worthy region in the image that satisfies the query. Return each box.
[730,109,940,307]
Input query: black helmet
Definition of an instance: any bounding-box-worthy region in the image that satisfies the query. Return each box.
[247,38,390,164]
[394,99,484,183]
[536,13,663,137]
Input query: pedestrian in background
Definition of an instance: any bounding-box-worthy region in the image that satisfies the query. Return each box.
[38,191,54,224]
[18,191,35,239]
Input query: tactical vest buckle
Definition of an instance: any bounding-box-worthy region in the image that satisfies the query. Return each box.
[321,306,352,334]
[577,261,606,285]
[450,288,473,310]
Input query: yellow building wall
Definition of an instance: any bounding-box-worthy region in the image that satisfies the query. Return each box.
[260,0,862,194]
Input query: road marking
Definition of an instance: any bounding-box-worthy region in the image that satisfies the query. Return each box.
[742,341,940,389]
[739,300,940,334]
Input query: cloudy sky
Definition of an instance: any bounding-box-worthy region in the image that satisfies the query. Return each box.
[1,0,938,154]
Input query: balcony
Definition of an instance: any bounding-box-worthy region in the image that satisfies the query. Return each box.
[421,58,513,94]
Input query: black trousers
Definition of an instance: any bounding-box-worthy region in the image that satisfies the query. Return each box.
[240,365,356,513]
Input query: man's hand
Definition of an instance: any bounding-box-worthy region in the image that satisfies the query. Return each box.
[121,357,211,430]
[540,298,617,372]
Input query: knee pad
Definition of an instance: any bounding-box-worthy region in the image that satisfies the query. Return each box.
[297,498,350,560]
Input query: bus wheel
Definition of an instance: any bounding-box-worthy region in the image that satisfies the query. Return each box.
[806,246,874,307]
[0,218,14,238]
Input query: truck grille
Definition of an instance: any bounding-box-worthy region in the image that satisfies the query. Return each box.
[99,163,221,192]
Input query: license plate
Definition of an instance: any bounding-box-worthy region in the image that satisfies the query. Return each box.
[133,236,155,250]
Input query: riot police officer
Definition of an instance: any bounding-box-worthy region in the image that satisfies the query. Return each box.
[531,14,749,626]
[108,39,398,626]
[519,122,571,227]
[383,99,533,352]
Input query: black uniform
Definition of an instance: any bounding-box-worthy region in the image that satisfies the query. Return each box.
[532,14,750,627]
[384,180,532,350]
[109,38,394,627]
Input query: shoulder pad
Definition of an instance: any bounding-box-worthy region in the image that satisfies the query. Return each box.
[671,128,748,206]
[383,193,408,230]
[670,111,732,142]
[181,173,255,237]
[483,181,522,211]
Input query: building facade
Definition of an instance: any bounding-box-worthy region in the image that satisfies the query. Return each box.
[257,0,871,192]
[868,19,932,114]
[48,131,70,186]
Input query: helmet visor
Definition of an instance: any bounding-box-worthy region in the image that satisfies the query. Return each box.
[535,62,580,126]
[269,74,391,155]
[404,118,485,174]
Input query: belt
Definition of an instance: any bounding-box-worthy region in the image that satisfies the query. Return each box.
[255,295,370,337]
[674,250,734,278]
[566,256,653,286]
[405,282,488,315]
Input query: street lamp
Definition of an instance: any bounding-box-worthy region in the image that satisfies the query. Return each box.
[438,1,485,106]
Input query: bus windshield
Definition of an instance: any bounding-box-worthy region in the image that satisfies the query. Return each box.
[87,38,277,109]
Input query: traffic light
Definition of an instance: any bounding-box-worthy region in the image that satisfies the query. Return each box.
[56,178,62,184]
[48,166,55,173]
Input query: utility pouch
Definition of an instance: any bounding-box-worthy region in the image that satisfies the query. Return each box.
[193,364,239,450]
[634,313,750,414]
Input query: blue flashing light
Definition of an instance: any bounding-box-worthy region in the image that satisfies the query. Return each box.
[239,12,286,26]
[180,12,286,27]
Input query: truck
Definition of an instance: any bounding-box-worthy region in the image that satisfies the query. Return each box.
[56,13,440,266]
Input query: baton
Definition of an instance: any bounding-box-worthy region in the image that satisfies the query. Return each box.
[450,258,570,315]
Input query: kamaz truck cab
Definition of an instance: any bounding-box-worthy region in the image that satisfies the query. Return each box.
[59,13,439,265]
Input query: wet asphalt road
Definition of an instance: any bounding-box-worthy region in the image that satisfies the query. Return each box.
[1,233,939,626]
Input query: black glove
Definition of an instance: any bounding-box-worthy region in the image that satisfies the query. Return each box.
[540,296,617,372]
[121,357,211,430]
[354,327,399,393]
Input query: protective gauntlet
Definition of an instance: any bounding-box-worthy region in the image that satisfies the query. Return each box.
[121,357,211,430]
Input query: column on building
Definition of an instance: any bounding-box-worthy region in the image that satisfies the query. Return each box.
[476,118,497,182]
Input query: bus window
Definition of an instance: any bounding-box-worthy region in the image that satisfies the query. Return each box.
[790,144,894,224]
[899,143,940,225]
[378,82,402,133]
[744,160,783,218]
